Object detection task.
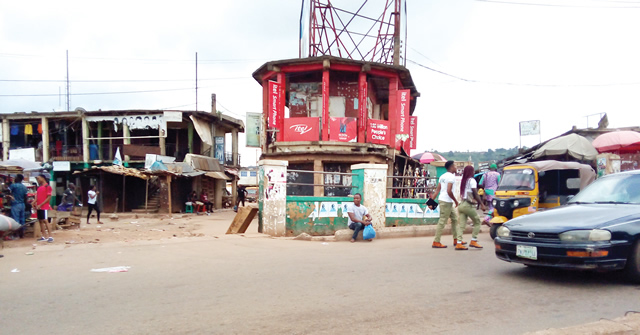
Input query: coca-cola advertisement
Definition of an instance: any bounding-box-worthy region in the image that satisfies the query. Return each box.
[367,119,390,145]
[329,117,357,142]
[284,117,320,141]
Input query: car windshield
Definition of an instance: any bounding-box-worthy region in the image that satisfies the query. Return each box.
[569,173,640,204]
[497,169,535,191]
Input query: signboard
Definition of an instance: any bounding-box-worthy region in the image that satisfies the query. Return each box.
[519,120,540,136]
[329,117,357,142]
[402,116,418,155]
[214,136,225,164]
[163,111,183,122]
[9,148,35,161]
[52,161,70,172]
[367,120,390,145]
[284,117,319,142]
[246,113,262,148]
[86,114,167,135]
[409,116,417,149]
[268,81,281,128]
[397,89,410,135]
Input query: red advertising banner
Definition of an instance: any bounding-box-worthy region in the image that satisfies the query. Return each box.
[268,81,281,128]
[330,117,357,142]
[403,116,418,156]
[409,116,417,149]
[284,117,320,142]
[367,119,390,145]
[396,89,410,135]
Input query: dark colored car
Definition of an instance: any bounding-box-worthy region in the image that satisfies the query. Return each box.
[494,170,640,282]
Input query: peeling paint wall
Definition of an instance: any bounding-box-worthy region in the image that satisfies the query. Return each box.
[353,164,388,229]
[259,160,288,236]
[285,196,350,236]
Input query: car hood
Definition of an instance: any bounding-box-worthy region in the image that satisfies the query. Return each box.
[505,204,640,233]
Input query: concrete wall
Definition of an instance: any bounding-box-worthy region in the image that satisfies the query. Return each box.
[385,198,439,227]
[259,160,288,236]
[285,196,351,236]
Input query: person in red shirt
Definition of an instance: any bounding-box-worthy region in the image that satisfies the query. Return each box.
[200,191,213,214]
[34,175,53,242]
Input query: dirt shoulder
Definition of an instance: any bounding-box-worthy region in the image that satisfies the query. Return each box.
[2,208,260,251]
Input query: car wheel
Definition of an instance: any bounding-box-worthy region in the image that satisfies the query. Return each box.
[489,224,500,240]
[625,240,640,283]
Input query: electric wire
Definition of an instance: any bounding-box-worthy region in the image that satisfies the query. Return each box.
[407,59,640,87]
[474,0,640,8]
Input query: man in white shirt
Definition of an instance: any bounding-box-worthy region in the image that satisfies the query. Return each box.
[347,193,372,243]
[432,161,465,249]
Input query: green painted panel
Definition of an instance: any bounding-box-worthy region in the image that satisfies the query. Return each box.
[385,203,439,227]
[386,198,428,204]
[286,200,349,236]
[286,196,352,202]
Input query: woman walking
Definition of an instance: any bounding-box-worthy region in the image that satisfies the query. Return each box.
[458,165,487,248]
[480,163,501,224]
[87,185,103,224]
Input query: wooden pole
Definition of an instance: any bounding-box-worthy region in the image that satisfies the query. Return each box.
[145,179,149,213]
[167,175,172,214]
[122,175,126,212]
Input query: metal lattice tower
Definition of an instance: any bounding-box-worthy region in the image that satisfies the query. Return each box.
[302,0,405,66]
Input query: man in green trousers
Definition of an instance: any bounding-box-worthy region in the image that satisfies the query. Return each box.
[432,160,467,250]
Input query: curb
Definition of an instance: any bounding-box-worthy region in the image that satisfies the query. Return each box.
[331,225,489,242]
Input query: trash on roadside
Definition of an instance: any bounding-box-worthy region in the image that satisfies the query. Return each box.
[321,242,329,245]
[90,266,131,273]
[11,268,20,273]
[130,221,138,224]
[25,251,34,255]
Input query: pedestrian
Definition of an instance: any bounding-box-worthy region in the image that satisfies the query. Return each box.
[9,174,28,238]
[347,193,372,243]
[235,185,247,212]
[432,160,465,249]
[480,163,501,224]
[458,165,487,249]
[86,185,103,224]
[34,175,53,242]
[57,183,77,211]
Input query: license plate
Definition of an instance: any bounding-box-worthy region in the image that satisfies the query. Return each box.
[516,245,538,260]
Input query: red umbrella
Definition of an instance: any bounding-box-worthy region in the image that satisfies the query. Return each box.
[411,152,446,164]
[592,131,640,153]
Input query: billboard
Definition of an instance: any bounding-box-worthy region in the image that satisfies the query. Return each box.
[519,120,540,136]
[329,117,357,142]
[246,113,261,148]
[367,120,390,145]
[284,117,320,142]
[268,81,281,128]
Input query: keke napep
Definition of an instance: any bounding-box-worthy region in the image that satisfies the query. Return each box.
[488,160,596,239]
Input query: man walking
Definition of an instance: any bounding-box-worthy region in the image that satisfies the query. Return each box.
[480,163,501,224]
[235,185,247,212]
[432,161,466,250]
[9,174,27,238]
[347,193,372,243]
[57,183,77,211]
[87,185,103,224]
[34,175,53,242]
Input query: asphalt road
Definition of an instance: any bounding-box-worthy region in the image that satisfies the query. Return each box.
[1,232,639,334]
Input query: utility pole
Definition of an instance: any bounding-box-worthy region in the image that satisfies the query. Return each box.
[195,52,198,112]
[66,50,70,111]
[393,0,401,66]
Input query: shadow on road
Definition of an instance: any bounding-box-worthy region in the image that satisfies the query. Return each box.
[500,265,640,287]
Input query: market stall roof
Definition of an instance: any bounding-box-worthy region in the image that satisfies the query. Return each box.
[184,154,223,172]
[531,134,598,161]
[205,171,230,180]
[74,165,149,180]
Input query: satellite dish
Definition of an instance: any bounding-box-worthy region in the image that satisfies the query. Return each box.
[75,107,86,115]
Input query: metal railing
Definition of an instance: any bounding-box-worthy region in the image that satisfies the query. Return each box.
[387,175,438,199]
[287,169,356,197]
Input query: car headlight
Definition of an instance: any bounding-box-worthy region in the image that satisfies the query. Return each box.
[492,199,497,207]
[559,229,611,242]
[497,226,511,237]
[513,200,520,207]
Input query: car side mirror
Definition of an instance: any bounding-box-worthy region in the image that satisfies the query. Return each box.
[566,195,575,202]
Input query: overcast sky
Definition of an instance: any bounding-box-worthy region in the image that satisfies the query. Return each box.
[2,0,639,165]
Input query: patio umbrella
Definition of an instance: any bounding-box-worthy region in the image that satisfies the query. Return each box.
[531,133,598,160]
[592,131,640,153]
[411,152,446,164]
